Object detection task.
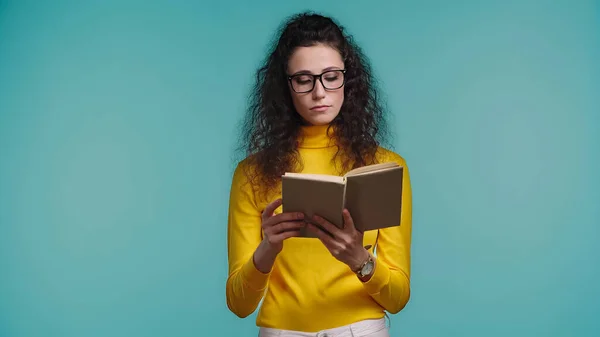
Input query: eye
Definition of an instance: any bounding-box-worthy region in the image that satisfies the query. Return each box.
[293,75,313,85]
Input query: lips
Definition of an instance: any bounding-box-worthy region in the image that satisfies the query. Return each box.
[310,105,330,112]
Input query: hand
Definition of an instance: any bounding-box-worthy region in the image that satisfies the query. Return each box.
[260,198,305,255]
[307,209,370,273]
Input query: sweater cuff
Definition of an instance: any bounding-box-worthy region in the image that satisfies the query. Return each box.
[362,255,390,295]
[241,255,271,291]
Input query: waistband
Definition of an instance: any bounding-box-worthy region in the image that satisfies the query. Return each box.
[258,317,388,337]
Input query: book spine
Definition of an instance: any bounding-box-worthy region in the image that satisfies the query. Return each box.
[342,177,347,211]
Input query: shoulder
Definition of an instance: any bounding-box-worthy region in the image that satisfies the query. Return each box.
[375,146,409,168]
[375,146,413,194]
[232,151,261,175]
[230,155,272,203]
[231,155,257,185]
[234,155,252,172]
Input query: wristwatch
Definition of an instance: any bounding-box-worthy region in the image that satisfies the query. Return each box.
[354,253,375,278]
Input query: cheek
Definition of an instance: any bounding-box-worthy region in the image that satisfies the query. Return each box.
[291,93,311,112]
[334,89,345,107]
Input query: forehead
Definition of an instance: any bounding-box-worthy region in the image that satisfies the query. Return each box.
[287,44,344,73]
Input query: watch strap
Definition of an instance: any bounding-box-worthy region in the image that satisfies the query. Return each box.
[354,252,374,277]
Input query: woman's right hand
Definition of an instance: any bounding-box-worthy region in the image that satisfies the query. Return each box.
[253,198,305,273]
[261,198,305,254]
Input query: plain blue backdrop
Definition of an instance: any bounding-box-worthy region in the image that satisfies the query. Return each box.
[1,1,598,336]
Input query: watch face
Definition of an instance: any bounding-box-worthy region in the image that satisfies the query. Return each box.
[361,260,374,275]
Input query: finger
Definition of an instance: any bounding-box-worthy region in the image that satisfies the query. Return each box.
[263,212,304,228]
[270,221,306,234]
[261,198,282,221]
[306,223,337,248]
[342,209,356,232]
[271,229,302,242]
[308,224,346,258]
[312,215,343,237]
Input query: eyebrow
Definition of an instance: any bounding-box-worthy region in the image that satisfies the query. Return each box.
[291,66,343,76]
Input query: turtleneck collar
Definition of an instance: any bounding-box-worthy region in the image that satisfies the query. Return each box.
[297,124,336,149]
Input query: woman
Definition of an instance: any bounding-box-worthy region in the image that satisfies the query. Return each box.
[226,11,412,337]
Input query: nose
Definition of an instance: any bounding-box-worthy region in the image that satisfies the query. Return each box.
[312,79,326,100]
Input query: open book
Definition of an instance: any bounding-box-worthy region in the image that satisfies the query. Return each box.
[281,162,403,237]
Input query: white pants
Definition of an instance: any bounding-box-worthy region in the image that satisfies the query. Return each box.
[258,318,389,337]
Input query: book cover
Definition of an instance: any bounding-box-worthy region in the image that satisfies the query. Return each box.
[281,162,403,237]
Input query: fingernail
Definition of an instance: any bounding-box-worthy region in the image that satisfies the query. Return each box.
[297,213,304,219]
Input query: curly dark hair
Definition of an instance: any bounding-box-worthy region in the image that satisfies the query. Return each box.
[237,11,391,195]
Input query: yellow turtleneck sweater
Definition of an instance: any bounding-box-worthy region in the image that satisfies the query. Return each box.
[225,124,412,332]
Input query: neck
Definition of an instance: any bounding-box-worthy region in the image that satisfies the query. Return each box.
[297,124,336,149]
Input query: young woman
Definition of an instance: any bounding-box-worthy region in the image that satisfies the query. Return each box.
[226,12,412,337]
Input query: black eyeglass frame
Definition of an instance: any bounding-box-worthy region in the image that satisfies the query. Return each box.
[287,69,347,93]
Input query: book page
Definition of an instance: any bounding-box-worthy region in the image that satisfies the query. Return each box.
[344,162,399,177]
[345,166,399,178]
[283,172,345,184]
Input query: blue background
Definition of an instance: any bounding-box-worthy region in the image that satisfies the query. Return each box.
[1,1,598,336]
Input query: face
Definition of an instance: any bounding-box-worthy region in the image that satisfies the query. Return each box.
[287,43,345,126]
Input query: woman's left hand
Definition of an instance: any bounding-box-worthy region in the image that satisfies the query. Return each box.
[307,209,370,272]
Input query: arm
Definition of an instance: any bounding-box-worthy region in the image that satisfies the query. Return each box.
[225,163,305,318]
[360,157,412,313]
[303,155,413,314]
[225,163,270,318]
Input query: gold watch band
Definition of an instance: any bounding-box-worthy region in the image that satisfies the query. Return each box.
[354,251,374,276]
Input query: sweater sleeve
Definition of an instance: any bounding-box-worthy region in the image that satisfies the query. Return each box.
[225,162,270,318]
[361,155,413,313]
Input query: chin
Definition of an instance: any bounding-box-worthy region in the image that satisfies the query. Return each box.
[303,111,338,126]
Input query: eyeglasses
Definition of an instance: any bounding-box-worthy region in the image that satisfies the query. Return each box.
[287,69,346,93]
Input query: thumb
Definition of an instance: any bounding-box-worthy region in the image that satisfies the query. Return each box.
[342,209,356,232]
[262,198,282,221]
